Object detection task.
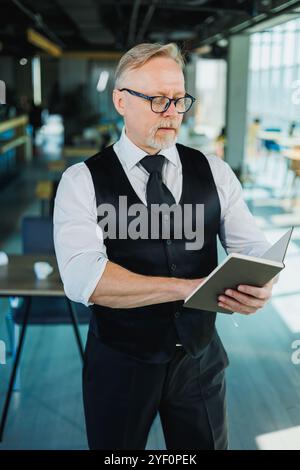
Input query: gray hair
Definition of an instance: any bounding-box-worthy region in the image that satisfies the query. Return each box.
[114,42,185,89]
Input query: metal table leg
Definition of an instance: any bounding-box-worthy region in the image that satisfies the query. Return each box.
[66,298,84,362]
[0,296,31,441]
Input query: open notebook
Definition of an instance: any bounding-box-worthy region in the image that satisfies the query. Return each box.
[183,227,293,314]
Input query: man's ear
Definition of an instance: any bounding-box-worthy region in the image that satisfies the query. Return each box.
[112,89,125,117]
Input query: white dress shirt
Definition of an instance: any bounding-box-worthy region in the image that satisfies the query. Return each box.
[53,127,270,307]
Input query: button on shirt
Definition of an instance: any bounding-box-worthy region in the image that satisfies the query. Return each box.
[53,127,270,307]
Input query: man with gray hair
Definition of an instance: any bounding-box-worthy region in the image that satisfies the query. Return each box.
[54,42,273,450]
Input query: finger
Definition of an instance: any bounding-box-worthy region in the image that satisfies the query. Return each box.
[237,284,270,300]
[218,301,256,315]
[218,296,257,315]
[223,289,265,308]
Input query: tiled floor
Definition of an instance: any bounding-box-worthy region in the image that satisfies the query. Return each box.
[0,149,300,449]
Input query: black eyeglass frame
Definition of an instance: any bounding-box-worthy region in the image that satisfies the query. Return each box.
[119,88,196,114]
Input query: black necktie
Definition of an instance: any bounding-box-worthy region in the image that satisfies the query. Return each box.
[140,154,182,347]
[139,154,176,207]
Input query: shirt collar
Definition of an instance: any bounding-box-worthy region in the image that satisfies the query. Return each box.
[116,126,179,171]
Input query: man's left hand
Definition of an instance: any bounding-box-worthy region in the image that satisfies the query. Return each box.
[218,279,274,315]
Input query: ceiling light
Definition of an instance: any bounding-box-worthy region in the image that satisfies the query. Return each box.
[217,38,228,47]
[97,71,109,92]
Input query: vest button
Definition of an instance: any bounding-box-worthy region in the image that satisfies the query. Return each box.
[166,239,172,245]
[171,263,176,271]
[174,311,181,319]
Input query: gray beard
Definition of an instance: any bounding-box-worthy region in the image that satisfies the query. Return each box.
[146,133,177,150]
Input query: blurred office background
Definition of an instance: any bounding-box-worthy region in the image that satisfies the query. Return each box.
[1,0,300,450]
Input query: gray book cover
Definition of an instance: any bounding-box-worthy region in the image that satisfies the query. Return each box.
[183,228,293,314]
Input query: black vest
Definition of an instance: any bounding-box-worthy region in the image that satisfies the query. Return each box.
[85,143,221,363]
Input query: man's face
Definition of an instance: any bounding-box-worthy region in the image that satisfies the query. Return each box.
[113,56,185,154]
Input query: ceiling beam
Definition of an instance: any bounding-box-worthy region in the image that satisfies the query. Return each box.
[136,0,158,42]
[191,0,300,48]
[153,3,250,16]
[127,0,142,46]
[12,0,65,47]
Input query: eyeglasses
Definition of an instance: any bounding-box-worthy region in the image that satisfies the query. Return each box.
[119,88,196,114]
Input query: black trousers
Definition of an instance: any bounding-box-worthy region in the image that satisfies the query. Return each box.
[82,330,229,450]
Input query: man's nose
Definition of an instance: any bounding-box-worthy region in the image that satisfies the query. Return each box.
[162,100,177,117]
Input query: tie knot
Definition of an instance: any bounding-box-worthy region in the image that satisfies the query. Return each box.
[139,154,165,174]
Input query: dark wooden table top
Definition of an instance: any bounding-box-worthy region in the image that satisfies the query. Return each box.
[0,254,64,297]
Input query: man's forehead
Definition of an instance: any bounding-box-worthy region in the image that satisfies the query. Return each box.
[126,62,185,94]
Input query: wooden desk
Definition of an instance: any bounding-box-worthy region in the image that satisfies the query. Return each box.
[63,146,97,158]
[282,150,300,179]
[0,255,63,297]
[282,150,300,161]
[278,137,300,148]
[0,254,84,441]
[46,160,66,172]
[258,132,300,148]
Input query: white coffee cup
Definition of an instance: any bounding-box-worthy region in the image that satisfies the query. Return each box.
[0,251,9,266]
[34,262,53,280]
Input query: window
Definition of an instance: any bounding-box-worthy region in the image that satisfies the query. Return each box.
[250,34,261,71]
[283,20,296,66]
[261,32,271,69]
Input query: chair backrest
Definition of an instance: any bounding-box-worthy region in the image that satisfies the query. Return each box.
[22,216,54,254]
[16,216,91,325]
